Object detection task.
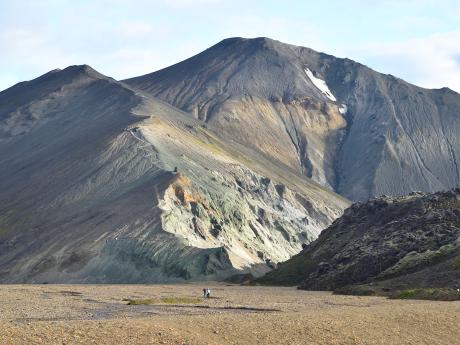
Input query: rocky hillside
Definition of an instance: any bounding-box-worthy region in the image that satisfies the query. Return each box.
[258,190,460,290]
[126,37,460,201]
[0,65,348,283]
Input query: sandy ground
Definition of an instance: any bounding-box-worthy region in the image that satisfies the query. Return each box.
[0,284,459,345]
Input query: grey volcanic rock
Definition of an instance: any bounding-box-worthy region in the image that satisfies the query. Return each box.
[258,189,460,290]
[125,37,460,201]
[0,65,348,283]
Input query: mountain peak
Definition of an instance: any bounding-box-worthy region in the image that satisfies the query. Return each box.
[60,64,107,80]
[125,36,324,102]
[64,64,94,72]
[217,36,277,45]
[0,64,116,115]
[212,36,297,54]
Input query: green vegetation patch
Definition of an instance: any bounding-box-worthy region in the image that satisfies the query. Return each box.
[395,289,417,299]
[334,285,377,296]
[161,296,202,304]
[380,244,458,278]
[126,296,202,305]
[390,288,460,301]
[452,253,460,270]
[0,226,9,237]
[126,298,156,305]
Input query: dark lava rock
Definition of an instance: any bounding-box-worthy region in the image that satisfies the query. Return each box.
[257,189,460,290]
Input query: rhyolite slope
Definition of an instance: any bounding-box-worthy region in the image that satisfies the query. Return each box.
[0,65,348,283]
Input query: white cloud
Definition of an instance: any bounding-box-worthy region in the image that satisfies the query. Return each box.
[100,48,167,78]
[0,0,459,95]
[0,28,47,53]
[216,14,327,52]
[116,20,172,39]
[0,27,77,89]
[344,31,460,92]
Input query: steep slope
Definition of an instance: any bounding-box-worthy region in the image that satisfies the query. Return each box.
[258,190,460,290]
[125,37,460,201]
[0,65,348,283]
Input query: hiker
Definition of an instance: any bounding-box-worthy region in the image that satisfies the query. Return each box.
[202,288,211,298]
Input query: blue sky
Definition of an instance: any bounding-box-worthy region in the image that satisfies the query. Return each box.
[1,0,460,92]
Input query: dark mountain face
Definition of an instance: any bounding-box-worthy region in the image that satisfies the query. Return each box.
[257,189,460,290]
[125,37,460,201]
[0,64,347,283]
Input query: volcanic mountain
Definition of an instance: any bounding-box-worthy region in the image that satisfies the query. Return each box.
[126,37,460,201]
[0,64,347,283]
[1,36,460,283]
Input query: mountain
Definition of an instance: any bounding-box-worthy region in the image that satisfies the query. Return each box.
[257,189,460,291]
[2,36,459,283]
[0,65,348,283]
[125,37,460,201]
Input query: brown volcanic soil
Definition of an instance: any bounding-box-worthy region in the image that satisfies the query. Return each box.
[1,283,459,345]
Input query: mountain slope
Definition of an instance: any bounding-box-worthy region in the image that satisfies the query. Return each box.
[125,37,460,201]
[257,189,460,290]
[0,65,348,283]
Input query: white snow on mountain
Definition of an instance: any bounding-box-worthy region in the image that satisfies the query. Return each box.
[304,68,337,102]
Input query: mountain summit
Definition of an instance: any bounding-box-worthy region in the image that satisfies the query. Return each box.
[126,37,460,201]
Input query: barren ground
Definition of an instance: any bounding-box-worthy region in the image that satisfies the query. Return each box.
[0,283,459,345]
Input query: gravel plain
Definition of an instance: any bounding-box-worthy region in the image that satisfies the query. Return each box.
[1,283,459,345]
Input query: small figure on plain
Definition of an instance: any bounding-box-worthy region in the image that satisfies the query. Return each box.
[202,288,211,298]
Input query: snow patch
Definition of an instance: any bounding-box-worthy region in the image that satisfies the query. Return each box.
[339,104,348,115]
[304,68,337,102]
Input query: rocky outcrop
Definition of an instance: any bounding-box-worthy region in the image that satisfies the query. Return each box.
[126,37,460,201]
[0,65,348,283]
[258,190,460,290]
